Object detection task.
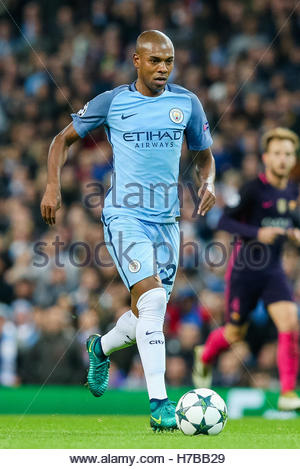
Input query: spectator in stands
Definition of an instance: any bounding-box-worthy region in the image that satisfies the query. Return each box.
[0,0,298,388]
[0,303,17,386]
[19,305,85,384]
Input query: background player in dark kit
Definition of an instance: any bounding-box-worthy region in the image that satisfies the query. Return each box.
[193,127,300,411]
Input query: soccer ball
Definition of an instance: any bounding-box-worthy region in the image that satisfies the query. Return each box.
[175,388,227,436]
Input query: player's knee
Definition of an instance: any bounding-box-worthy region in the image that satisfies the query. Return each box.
[287,304,298,329]
[281,310,299,332]
[130,275,162,314]
[269,302,299,332]
[136,287,166,321]
[273,303,299,332]
[116,310,137,338]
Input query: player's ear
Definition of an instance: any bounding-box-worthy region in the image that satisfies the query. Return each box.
[133,53,140,70]
[291,153,297,169]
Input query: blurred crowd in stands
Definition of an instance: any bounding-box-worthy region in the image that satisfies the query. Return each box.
[0,0,299,390]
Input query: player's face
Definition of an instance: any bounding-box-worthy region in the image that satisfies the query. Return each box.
[134,44,174,95]
[263,138,297,178]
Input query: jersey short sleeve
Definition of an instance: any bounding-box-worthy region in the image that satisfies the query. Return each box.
[185,93,213,151]
[71,85,127,138]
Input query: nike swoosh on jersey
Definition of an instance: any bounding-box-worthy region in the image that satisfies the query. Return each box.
[146,330,162,335]
[121,113,137,120]
[151,415,162,424]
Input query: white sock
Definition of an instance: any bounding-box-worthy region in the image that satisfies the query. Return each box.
[101,310,137,355]
[136,287,167,400]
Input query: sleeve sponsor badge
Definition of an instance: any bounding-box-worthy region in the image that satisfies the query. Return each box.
[77,102,89,117]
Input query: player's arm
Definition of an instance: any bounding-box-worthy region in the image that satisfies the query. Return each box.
[185,93,215,216]
[40,123,80,226]
[287,194,300,245]
[219,184,284,243]
[287,228,300,245]
[218,199,258,239]
[194,147,216,216]
[41,89,115,226]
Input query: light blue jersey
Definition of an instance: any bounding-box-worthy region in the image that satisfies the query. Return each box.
[71,82,212,224]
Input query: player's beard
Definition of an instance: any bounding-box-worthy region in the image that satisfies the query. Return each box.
[146,75,167,94]
[271,166,290,181]
[149,81,165,94]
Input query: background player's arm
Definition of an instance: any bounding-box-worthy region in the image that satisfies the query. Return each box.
[287,204,300,245]
[287,228,300,245]
[286,195,300,245]
[194,147,216,216]
[41,123,80,226]
[219,184,284,243]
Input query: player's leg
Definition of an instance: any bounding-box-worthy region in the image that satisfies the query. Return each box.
[101,311,137,354]
[132,222,180,431]
[131,274,167,405]
[131,275,177,431]
[192,323,248,388]
[193,267,258,388]
[263,267,300,410]
[86,308,137,397]
[267,301,300,410]
[86,216,155,397]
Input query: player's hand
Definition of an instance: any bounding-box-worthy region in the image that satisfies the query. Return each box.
[197,182,216,216]
[257,227,285,244]
[40,184,62,226]
[286,228,300,246]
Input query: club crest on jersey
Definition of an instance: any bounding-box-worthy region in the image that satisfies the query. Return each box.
[277,198,287,214]
[128,260,141,273]
[169,108,184,124]
[77,102,89,117]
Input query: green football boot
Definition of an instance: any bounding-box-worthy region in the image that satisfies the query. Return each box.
[86,334,110,397]
[150,399,178,432]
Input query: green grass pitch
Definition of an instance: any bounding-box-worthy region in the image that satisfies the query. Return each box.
[0,415,299,448]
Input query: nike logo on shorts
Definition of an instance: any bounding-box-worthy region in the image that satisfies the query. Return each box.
[146,330,161,335]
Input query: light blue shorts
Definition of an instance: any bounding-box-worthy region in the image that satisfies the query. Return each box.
[102,215,180,300]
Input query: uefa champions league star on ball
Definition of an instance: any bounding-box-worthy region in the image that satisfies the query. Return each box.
[41,30,216,431]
